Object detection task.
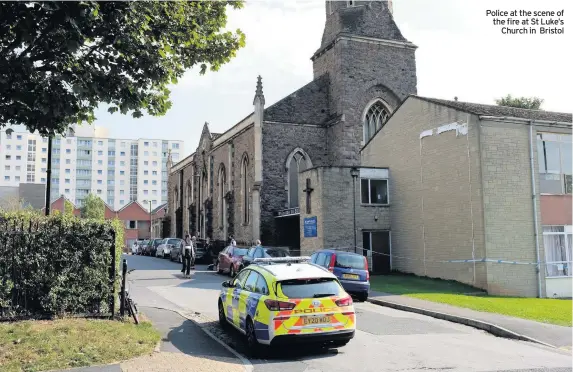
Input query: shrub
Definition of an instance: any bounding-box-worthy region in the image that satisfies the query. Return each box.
[0,212,121,319]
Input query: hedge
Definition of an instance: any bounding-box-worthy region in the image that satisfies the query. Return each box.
[0,211,124,319]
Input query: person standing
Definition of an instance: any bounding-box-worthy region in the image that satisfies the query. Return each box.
[182,233,191,277]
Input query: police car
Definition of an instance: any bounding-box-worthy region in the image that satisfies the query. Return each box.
[217,256,356,354]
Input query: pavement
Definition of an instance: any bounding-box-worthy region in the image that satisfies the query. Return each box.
[59,254,572,372]
[367,291,573,350]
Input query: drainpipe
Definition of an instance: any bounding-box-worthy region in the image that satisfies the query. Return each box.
[528,120,543,298]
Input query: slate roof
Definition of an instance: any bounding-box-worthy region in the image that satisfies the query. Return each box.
[264,74,331,125]
[415,96,572,123]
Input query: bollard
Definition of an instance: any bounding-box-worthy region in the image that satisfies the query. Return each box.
[120,259,127,316]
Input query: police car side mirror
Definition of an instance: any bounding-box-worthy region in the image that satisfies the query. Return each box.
[222,280,233,288]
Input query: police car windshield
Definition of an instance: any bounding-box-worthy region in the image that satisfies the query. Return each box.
[279,278,342,298]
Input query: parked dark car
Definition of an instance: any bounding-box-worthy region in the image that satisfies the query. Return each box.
[240,246,290,269]
[145,238,163,256]
[310,249,370,301]
[215,246,249,277]
[169,239,186,262]
[193,239,209,264]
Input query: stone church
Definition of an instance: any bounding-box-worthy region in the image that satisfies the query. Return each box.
[167,0,415,268]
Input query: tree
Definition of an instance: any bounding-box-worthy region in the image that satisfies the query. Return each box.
[81,193,105,220]
[495,94,544,110]
[0,1,245,135]
[64,200,75,216]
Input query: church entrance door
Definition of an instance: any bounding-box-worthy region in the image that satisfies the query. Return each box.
[274,213,300,253]
[362,231,390,274]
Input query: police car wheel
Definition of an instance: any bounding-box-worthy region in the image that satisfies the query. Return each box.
[218,301,229,329]
[246,319,259,352]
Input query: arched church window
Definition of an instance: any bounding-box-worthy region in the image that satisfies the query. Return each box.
[241,156,249,225]
[287,150,312,208]
[363,100,390,143]
[218,165,226,227]
[174,188,179,210]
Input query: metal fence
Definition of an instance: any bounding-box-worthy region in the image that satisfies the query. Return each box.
[0,216,117,320]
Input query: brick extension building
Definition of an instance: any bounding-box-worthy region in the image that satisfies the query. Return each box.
[361,96,572,298]
[46,196,165,249]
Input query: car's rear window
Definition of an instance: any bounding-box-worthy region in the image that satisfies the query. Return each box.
[153,239,162,246]
[266,249,289,258]
[233,248,248,256]
[167,239,180,245]
[279,278,342,298]
[335,253,366,270]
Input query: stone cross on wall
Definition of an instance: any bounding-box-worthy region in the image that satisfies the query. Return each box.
[302,178,314,214]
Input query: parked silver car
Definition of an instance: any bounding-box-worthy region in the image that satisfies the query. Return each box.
[156,238,183,259]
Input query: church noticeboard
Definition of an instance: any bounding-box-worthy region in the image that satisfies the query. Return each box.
[303,216,317,238]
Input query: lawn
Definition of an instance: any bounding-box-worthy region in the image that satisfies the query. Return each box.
[0,317,161,372]
[370,274,573,327]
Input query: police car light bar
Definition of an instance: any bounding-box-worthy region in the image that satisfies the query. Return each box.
[253,256,311,263]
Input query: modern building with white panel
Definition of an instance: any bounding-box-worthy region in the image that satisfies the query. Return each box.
[0,125,183,211]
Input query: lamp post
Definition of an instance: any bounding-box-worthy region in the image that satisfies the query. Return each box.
[143,200,152,239]
[350,167,359,254]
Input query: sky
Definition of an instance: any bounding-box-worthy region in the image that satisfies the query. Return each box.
[22,1,573,155]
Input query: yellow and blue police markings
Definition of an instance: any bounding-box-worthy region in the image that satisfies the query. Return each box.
[219,268,355,345]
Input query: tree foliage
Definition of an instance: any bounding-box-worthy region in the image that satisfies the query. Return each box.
[0,1,245,135]
[495,95,544,110]
[64,200,75,216]
[81,193,105,220]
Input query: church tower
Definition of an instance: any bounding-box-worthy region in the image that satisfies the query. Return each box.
[312,0,417,165]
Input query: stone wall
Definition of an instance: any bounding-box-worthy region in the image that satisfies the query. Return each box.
[261,122,328,245]
[299,166,390,256]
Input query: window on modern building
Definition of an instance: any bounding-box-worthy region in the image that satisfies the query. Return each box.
[15,166,20,171]
[543,225,572,277]
[121,142,126,148]
[6,134,11,139]
[65,149,71,154]
[120,199,125,204]
[65,159,71,164]
[4,165,9,171]
[120,190,125,195]
[15,176,20,182]
[97,160,103,165]
[120,180,125,185]
[5,155,10,160]
[538,133,572,194]
[5,145,10,149]
[40,178,46,183]
[4,176,9,181]
[171,154,179,161]
[16,145,22,150]
[172,143,179,149]
[65,179,70,183]
[41,158,46,163]
[144,161,149,166]
[15,155,21,160]
[144,190,149,195]
[120,171,125,175]
[144,141,149,147]
[65,189,70,193]
[153,200,157,205]
[360,178,389,205]
[41,168,46,172]
[97,180,102,184]
[152,161,158,166]
[153,151,158,156]
[41,148,47,153]
[143,170,148,175]
[17,135,22,140]
[144,151,149,156]
[108,151,115,156]
[26,174,35,182]
[98,150,103,156]
[120,161,126,166]
[363,100,390,143]
[153,190,158,195]
[144,180,149,185]
[120,151,125,156]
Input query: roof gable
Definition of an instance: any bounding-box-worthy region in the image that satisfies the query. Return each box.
[117,201,150,221]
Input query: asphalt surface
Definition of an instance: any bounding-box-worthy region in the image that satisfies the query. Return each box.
[124,254,573,372]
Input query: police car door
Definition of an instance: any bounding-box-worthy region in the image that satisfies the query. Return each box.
[229,270,250,327]
[238,270,260,331]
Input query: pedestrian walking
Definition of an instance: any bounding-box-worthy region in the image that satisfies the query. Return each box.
[182,232,192,277]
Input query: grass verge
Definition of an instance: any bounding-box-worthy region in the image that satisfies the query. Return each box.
[0,317,161,372]
[370,274,573,327]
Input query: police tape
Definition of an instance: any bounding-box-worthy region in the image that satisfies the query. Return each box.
[286,247,570,266]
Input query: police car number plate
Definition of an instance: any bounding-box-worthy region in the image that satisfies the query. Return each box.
[303,316,330,325]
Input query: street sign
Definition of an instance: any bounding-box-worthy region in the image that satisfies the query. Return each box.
[303,216,317,238]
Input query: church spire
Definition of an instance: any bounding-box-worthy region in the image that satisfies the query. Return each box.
[253,75,265,105]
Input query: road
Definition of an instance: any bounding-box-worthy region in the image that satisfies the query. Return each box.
[123,254,572,372]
